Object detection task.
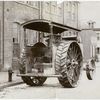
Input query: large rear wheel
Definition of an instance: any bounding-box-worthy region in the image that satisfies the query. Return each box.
[56,42,83,88]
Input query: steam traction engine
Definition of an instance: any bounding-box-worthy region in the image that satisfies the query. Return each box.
[17,19,96,88]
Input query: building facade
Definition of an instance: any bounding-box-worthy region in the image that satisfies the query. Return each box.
[0,1,79,70]
[80,29,97,62]
[93,28,100,61]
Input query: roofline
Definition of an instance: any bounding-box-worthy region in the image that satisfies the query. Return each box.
[93,28,100,31]
[82,28,100,31]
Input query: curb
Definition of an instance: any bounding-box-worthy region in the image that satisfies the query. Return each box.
[0,80,23,90]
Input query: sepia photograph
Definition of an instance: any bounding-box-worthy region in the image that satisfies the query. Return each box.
[0,0,100,99]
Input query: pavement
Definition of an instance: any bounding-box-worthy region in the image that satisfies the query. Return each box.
[0,71,23,90]
[95,62,100,67]
[0,62,100,90]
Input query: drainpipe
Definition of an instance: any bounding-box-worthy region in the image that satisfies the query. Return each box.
[2,1,4,68]
[38,1,41,42]
[63,2,64,24]
[38,1,43,42]
[77,2,79,28]
[50,2,52,21]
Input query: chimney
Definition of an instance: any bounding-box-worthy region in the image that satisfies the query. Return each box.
[87,20,96,29]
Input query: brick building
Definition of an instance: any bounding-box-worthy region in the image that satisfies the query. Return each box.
[0,1,79,70]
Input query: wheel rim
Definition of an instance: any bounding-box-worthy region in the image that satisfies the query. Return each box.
[31,77,40,85]
[90,61,95,79]
[29,77,47,86]
[66,42,83,86]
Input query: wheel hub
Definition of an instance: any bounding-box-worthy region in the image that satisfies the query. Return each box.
[67,59,78,69]
[71,59,78,66]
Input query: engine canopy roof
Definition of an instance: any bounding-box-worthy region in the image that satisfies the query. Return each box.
[22,19,81,34]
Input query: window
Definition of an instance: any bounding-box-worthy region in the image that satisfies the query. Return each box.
[97,33,100,40]
[18,1,39,8]
[72,13,75,21]
[67,11,71,20]
[72,3,76,21]
[19,1,25,3]
[13,38,15,43]
[32,2,39,8]
[58,6,62,15]
[57,2,62,16]
[13,37,19,44]
[51,1,57,14]
[68,2,71,12]
[22,1,29,4]
[52,5,56,13]
[65,2,68,10]
[27,1,32,5]
[45,2,50,12]
[72,3,75,13]
[52,1,57,6]
[97,48,100,54]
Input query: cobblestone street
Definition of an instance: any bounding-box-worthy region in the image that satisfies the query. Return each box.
[0,1,100,99]
[0,64,100,99]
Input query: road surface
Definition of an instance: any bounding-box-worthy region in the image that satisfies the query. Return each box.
[0,65,100,99]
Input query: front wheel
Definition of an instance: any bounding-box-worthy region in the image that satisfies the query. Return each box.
[21,76,47,86]
[86,59,96,80]
[19,63,47,86]
[19,48,47,86]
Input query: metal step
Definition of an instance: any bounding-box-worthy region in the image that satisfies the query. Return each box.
[17,73,62,77]
[34,63,52,68]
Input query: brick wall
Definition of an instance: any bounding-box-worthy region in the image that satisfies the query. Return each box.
[0,1,39,70]
[0,1,79,70]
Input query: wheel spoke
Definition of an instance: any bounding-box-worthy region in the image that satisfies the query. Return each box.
[71,66,79,83]
[67,65,74,81]
[74,47,79,59]
[77,57,82,64]
[67,46,80,83]
[74,65,80,79]
[68,48,74,59]
[67,52,72,61]
[75,53,81,61]
[72,44,77,58]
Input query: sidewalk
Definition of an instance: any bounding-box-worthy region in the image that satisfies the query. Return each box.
[0,71,23,89]
[95,62,100,67]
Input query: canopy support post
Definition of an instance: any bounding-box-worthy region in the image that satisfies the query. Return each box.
[24,28,27,47]
[50,23,56,74]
